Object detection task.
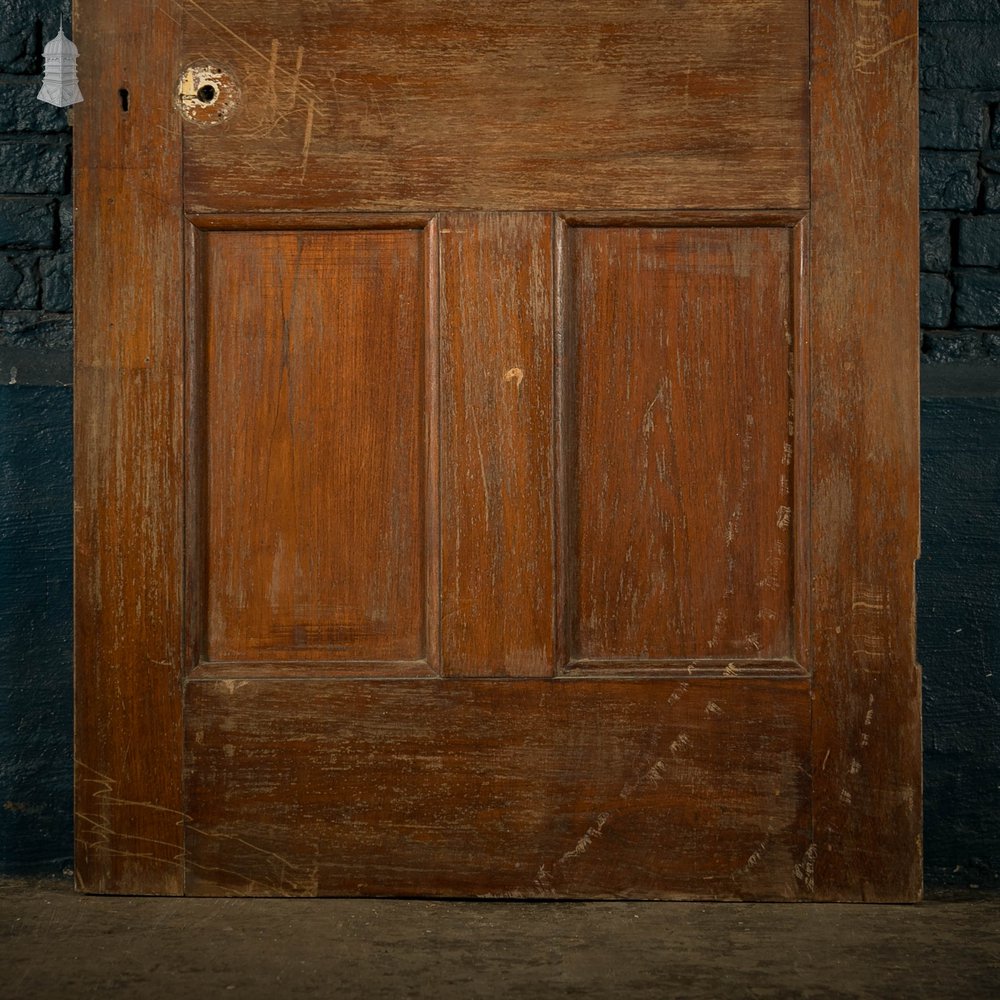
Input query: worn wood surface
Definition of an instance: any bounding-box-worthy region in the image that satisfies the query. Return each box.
[184,678,812,899]
[562,224,796,667]
[197,226,434,669]
[439,214,554,677]
[75,0,922,899]
[179,0,809,212]
[808,0,922,900]
[74,3,185,893]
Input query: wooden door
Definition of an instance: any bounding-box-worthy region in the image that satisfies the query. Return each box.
[74,0,922,900]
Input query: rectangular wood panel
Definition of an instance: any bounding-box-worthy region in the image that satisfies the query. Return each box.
[180,0,809,212]
[184,677,812,899]
[195,227,436,669]
[440,213,554,677]
[561,224,797,667]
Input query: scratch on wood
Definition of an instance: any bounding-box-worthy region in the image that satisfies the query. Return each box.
[300,99,316,180]
[793,843,818,893]
[76,760,317,893]
[180,0,318,97]
[733,835,769,880]
[557,812,611,866]
[853,0,915,74]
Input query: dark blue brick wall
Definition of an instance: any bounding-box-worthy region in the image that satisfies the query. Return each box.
[0,0,72,387]
[919,381,1000,889]
[921,3,1000,363]
[0,385,73,874]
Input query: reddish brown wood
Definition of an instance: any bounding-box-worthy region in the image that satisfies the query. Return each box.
[184,677,812,899]
[74,3,185,893]
[196,227,435,669]
[808,0,922,900]
[440,213,554,677]
[180,0,809,213]
[76,0,921,901]
[561,224,797,666]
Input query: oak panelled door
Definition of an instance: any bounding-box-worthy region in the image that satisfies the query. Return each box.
[75,0,921,899]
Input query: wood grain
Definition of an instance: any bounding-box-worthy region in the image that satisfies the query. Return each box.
[184,677,812,899]
[809,0,922,900]
[74,2,185,893]
[439,214,554,677]
[180,0,809,212]
[561,224,796,665]
[74,0,923,901]
[197,227,435,668]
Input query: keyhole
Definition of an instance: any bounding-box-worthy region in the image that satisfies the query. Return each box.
[118,88,129,112]
[196,84,217,104]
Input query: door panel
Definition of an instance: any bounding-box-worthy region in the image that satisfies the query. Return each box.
[562,223,799,667]
[180,0,809,212]
[75,1,921,900]
[184,677,811,898]
[197,226,437,670]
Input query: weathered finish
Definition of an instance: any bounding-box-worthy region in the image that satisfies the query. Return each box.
[809,0,922,900]
[74,3,185,893]
[180,0,809,212]
[184,678,811,899]
[76,0,921,900]
[440,213,554,677]
[561,223,796,666]
[197,226,434,669]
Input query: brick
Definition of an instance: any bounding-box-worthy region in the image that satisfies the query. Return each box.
[57,198,72,253]
[0,81,67,133]
[921,0,1000,19]
[958,217,1000,266]
[40,252,71,313]
[992,111,1000,151]
[921,24,1000,89]
[921,214,953,272]
[922,273,954,328]
[921,330,986,362]
[955,271,1000,326]
[0,31,35,75]
[0,200,56,250]
[0,314,72,350]
[984,160,1000,210]
[920,93,986,150]
[0,142,69,195]
[984,332,1000,359]
[0,254,38,310]
[0,2,72,73]
[921,152,979,210]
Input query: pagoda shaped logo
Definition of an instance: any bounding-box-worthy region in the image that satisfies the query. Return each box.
[37,22,84,108]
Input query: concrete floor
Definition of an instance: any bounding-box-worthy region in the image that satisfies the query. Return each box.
[2,877,998,999]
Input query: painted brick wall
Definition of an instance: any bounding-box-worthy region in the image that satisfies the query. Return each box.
[0,1,72,386]
[921,0,1000,362]
[0,2,997,887]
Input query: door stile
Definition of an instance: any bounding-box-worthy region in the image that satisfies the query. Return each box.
[808,0,922,900]
[74,2,186,894]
